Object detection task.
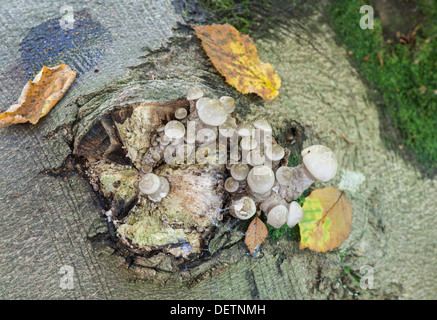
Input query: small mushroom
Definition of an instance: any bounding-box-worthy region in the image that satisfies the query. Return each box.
[230,196,256,220]
[164,120,185,139]
[279,145,338,201]
[260,192,287,213]
[175,108,188,120]
[195,97,211,112]
[267,205,288,228]
[187,87,204,101]
[287,201,304,228]
[138,173,161,195]
[253,118,272,135]
[301,145,338,182]
[246,149,265,166]
[265,144,285,161]
[240,136,258,151]
[237,122,254,137]
[230,163,249,181]
[197,99,228,127]
[275,166,293,185]
[219,96,236,113]
[247,165,275,194]
[224,177,239,193]
[148,176,170,202]
[160,134,171,146]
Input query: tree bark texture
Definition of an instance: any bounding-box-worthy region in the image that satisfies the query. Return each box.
[0,0,436,299]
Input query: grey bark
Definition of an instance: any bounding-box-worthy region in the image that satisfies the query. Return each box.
[0,0,436,300]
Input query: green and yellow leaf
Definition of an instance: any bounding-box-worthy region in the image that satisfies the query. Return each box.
[299,187,352,252]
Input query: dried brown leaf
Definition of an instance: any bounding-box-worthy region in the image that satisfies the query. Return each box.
[244,216,268,255]
[0,64,77,128]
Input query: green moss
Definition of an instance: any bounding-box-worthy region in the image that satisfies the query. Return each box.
[199,0,270,33]
[328,0,437,172]
[99,168,138,200]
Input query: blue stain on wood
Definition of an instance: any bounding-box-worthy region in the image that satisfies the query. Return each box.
[19,11,112,79]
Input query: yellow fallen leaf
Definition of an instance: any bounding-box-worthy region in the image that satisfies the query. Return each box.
[0,64,77,128]
[245,216,268,255]
[193,24,281,100]
[299,187,352,252]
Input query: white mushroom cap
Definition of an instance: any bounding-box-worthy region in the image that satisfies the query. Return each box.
[275,166,293,185]
[160,134,171,146]
[187,87,204,101]
[138,173,161,195]
[287,201,304,228]
[240,136,258,151]
[301,145,338,182]
[196,97,211,111]
[230,163,249,181]
[219,96,236,113]
[175,108,188,120]
[151,152,161,162]
[224,177,239,193]
[253,118,272,134]
[265,144,285,161]
[231,196,256,220]
[197,99,228,126]
[267,205,288,228]
[148,177,170,202]
[247,165,275,194]
[164,120,186,139]
[237,122,254,137]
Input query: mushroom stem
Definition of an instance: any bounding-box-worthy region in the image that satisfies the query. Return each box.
[278,164,315,201]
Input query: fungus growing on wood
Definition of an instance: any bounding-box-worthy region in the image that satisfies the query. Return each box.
[138,173,161,195]
[187,87,204,101]
[231,163,249,181]
[247,165,275,194]
[84,86,339,273]
[175,108,188,120]
[230,196,256,220]
[164,120,185,139]
[219,96,236,113]
[225,177,239,193]
[287,201,304,228]
[267,205,288,228]
[197,99,228,126]
[279,145,338,201]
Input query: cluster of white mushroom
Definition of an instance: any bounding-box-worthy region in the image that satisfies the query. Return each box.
[136,87,338,229]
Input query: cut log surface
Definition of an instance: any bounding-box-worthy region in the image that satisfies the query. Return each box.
[0,0,436,300]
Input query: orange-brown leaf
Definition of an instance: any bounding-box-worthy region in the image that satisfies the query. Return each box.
[245,216,268,255]
[0,64,77,128]
[194,24,281,100]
